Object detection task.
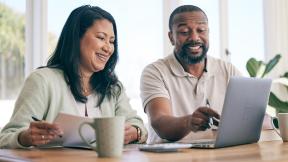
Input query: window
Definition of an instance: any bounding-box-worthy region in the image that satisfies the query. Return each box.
[228,0,264,74]
[0,0,25,127]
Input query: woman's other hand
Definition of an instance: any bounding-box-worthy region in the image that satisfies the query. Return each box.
[124,123,137,144]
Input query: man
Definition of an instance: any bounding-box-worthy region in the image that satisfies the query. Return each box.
[140,5,242,144]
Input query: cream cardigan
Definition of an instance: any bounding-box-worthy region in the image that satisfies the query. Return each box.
[0,68,147,148]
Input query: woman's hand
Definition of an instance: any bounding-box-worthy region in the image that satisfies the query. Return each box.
[124,123,137,144]
[18,121,63,147]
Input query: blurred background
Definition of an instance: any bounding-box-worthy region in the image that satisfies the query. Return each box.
[0,0,287,127]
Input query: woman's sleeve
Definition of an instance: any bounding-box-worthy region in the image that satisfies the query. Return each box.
[0,71,49,148]
[115,87,148,143]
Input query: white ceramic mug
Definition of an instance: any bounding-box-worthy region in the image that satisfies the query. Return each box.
[272,113,288,142]
[79,116,125,157]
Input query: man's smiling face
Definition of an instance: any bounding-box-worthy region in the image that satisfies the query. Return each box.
[169,11,209,64]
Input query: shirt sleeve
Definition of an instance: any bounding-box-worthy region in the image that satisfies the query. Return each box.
[114,86,148,143]
[0,71,48,148]
[140,64,170,112]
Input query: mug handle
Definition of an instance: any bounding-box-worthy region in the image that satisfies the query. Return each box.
[271,116,281,137]
[78,122,97,150]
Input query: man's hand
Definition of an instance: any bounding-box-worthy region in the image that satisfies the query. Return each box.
[188,107,220,132]
[146,97,220,141]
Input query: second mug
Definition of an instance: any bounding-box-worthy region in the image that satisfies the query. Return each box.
[272,113,288,142]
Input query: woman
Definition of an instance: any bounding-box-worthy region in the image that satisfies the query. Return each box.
[0,5,147,148]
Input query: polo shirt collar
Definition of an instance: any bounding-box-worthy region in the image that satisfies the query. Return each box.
[204,56,217,78]
[168,53,216,78]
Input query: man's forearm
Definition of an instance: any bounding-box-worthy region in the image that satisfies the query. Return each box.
[151,115,191,141]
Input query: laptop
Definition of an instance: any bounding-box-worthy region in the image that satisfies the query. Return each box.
[187,76,272,148]
[139,77,272,151]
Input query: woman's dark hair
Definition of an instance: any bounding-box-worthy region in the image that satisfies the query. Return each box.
[46,5,120,105]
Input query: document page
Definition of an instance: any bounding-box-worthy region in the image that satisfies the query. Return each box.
[39,113,95,149]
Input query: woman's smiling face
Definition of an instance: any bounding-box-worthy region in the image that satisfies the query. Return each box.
[79,19,115,76]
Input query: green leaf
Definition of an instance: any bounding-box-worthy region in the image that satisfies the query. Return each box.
[277,73,288,91]
[246,58,262,77]
[273,78,288,87]
[281,72,288,78]
[284,73,288,91]
[262,54,281,77]
[256,64,266,78]
[268,92,288,112]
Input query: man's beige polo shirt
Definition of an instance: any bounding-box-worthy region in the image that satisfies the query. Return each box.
[140,54,241,144]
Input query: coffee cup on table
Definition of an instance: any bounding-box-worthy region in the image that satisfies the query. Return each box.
[271,113,288,142]
[79,116,125,157]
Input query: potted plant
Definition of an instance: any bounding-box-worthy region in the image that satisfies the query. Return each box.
[246,54,288,127]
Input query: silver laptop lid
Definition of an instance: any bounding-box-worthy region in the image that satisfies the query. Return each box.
[214,77,272,148]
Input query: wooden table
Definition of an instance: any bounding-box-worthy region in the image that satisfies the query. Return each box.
[0,130,287,162]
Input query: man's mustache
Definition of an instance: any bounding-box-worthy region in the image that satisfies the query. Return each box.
[182,41,203,49]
